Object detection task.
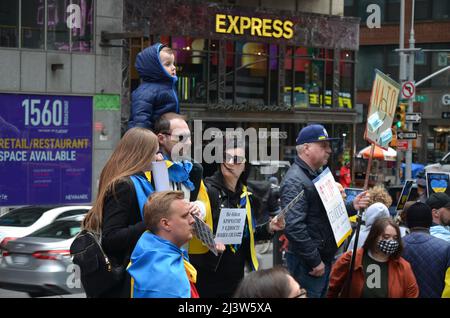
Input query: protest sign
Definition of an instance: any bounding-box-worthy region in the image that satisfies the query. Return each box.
[313,168,352,247]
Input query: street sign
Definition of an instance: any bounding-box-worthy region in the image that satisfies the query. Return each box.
[442,112,450,119]
[397,140,409,151]
[405,112,422,123]
[401,81,415,99]
[397,131,418,140]
[415,95,428,103]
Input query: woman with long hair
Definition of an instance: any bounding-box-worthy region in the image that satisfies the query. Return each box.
[189,138,285,298]
[82,127,159,297]
[328,217,418,298]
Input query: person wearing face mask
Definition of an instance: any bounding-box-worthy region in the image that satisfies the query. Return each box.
[327,217,419,298]
[188,139,285,298]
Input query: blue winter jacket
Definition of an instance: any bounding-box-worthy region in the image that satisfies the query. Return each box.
[128,43,179,131]
[402,231,450,298]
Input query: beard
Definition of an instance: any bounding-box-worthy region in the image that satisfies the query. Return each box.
[440,215,450,226]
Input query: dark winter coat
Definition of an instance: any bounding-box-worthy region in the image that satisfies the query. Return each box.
[281,156,357,269]
[189,171,273,298]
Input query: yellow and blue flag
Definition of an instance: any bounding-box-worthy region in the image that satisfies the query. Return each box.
[128,232,192,298]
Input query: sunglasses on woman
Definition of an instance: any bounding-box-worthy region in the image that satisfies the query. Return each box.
[225,154,246,164]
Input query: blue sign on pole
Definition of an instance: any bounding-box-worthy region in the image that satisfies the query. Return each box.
[0,93,92,206]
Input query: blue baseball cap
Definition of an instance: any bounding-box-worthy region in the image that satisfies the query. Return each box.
[296,124,340,145]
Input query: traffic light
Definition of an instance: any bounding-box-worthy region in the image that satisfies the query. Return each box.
[394,103,407,130]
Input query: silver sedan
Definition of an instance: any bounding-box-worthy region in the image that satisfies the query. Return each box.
[0,215,85,297]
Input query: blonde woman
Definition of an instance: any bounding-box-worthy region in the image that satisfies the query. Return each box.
[82,127,159,297]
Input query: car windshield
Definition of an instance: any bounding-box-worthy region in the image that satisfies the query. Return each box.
[0,207,49,227]
[30,220,82,239]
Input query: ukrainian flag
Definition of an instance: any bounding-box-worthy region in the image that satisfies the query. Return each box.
[128,232,192,298]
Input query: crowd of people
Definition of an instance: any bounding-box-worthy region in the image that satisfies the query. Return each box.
[78,43,449,299]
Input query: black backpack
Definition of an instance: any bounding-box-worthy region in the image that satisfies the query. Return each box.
[70,230,125,297]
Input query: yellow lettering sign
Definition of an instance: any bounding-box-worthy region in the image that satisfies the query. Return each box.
[216,14,227,33]
[215,14,294,39]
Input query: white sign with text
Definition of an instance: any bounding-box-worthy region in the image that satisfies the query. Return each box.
[214,208,247,245]
[313,168,352,247]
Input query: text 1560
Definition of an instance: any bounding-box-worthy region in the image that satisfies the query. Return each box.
[22,99,68,127]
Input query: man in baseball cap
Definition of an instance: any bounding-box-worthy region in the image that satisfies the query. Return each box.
[294,124,340,172]
[280,124,370,298]
[426,193,450,242]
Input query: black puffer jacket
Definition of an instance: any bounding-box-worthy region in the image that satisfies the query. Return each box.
[281,156,356,269]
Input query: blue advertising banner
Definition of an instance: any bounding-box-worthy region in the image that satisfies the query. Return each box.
[0,93,92,206]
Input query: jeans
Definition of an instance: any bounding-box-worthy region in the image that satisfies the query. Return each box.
[286,251,332,298]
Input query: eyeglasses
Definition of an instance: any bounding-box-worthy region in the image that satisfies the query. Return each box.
[225,154,246,164]
[292,288,307,298]
[162,132,191,143]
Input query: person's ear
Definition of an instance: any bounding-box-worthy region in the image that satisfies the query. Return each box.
[160,218,171,232]
[157,133,166,145]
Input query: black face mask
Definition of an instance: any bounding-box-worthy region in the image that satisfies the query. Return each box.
[377,239,399,255]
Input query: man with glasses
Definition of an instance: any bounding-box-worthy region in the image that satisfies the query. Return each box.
[153,113,204,217]
[280,124,370,298]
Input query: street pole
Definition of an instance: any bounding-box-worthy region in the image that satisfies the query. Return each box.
[405,0,415,180]
[397,0,407,185]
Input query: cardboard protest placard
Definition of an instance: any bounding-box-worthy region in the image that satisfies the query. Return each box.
[313,168,352,247]
[214,208,247,245]
[365,69,401,149]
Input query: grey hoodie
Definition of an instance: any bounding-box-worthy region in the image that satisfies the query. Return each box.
[346,202,390,252]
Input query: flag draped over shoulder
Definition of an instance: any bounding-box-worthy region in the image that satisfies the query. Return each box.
[130,173,154,219]
[127,232,194,298]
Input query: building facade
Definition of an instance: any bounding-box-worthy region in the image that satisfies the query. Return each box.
[346,0,450,166]
[123,0,360,177]
[0,0,123,206]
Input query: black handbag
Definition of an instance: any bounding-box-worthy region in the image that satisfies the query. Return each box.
[70,230,125,298]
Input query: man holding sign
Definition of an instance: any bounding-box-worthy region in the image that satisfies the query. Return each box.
[281,124,370,298]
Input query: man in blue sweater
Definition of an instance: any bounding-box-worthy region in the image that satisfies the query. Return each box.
[402,202,450,298]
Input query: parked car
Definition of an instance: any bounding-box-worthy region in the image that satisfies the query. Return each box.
[425,151,450,173]
[0,214,86,297]
[0,205,91,249]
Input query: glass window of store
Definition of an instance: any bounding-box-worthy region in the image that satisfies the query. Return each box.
[155,36,353,110]
[430,44,450,88]
[433,0,450,20]
[1,0,93,52]
[340,50,354,109]
[235,41,268,105]
[357,46,384,90]
[0,0,19,48]
[47,0,70,51]
[22,0,45,49]
[171,37,208,104]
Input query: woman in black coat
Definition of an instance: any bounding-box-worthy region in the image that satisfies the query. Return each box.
[190,141,285,298]
[82,128,159,297]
